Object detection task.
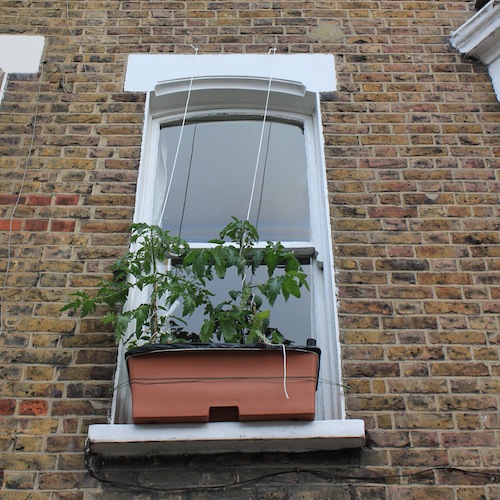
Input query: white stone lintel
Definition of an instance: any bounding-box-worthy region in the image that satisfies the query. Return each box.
[125,54,336,93]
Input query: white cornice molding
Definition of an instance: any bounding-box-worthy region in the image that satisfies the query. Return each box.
[155,76,306,98]
[450,0,500,65]
[150,76,315,117]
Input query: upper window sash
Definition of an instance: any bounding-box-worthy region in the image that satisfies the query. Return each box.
[155,117,310,242]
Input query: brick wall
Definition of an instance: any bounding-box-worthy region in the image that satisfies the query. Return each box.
[1,1,499,498]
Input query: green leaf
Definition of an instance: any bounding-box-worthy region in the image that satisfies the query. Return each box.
[182,250,196,266]
[240,283,253,305]
[220,316,237,343]
[264,250,280,276]
[284,254,300,272]
[271,329,286,344]
[101,312,117,325]
[114,313,133,344]
[200,319,215,342]
[282,275,301,301]
[182,294,197,316]
[252,249,265,269]
[134,304,150,332]
[192,252,207,279]
[213,251,228,279]
[260,277,281,306]
[252,294,263,309]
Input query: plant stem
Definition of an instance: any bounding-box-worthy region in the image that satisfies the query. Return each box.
[149,227,159,342]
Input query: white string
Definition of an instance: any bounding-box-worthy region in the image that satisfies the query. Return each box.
[158,45,198,226]
[65,0,76,37]
[281,343,289,399]
[246,47,277,222]
[0,65,44,334]
[242,47,277,316]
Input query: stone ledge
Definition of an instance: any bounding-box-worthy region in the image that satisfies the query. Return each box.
[88,419,365,457]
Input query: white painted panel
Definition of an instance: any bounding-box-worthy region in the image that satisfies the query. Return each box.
[125,54,336,93]
[489,58,500,100]
[0,35,45,73]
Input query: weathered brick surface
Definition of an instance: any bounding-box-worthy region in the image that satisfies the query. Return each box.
[1,0,499,498]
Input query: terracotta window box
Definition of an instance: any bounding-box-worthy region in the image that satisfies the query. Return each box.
[125,343,321,424]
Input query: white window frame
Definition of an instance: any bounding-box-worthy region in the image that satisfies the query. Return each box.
[87,54,365,457]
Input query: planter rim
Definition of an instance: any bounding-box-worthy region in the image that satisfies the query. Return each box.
[125,342,321,360]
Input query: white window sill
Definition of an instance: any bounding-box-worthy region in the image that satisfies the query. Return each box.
[87,420,365,457]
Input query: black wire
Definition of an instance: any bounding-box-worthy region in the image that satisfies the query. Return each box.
[178,123,197,238]
[87,465,500,493]
[255,121,272,230]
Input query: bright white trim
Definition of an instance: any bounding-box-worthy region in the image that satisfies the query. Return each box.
[451,0,500,99]
[309,91,346,421]
[111,92,154,424]
[185,241,316,256]
[150,77,317,120]
[490,57,500,99]
[88,420,365,457]
[155,76,307,97]
[0,35,45,73]
[125,54,336,93]
[0,35,45,102]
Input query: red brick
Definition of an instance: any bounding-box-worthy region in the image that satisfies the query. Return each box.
[23,219,49,231]
[26,195,52,206]
[0,399,16,415]
[54,195,80,206]
[0,194,25,204]
[0,219,22,230]
[19,400,49,416]
[50,220,76,232]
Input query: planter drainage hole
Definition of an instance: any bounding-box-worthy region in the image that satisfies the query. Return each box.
[209,406,240,422]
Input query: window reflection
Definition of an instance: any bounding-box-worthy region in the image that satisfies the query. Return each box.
[155,119,310,242]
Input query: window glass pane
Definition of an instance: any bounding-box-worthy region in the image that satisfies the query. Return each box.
[155,119,310,242]
[171,263,311,345]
